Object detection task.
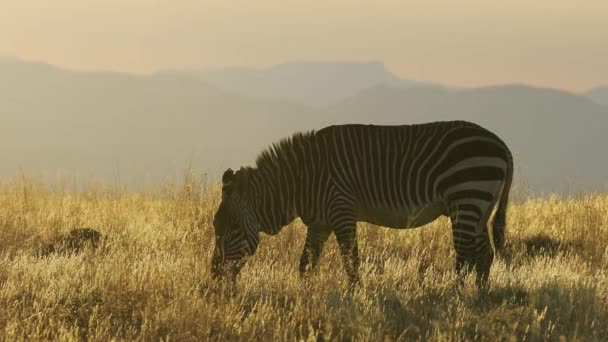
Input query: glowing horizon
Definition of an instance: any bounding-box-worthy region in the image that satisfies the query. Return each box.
[2,1,606,91]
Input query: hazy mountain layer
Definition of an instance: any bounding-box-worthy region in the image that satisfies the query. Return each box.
[0,58,320,186]
[586,86,608,107]
[162,61,420,107]
[1,58,606,193]
[326,84,608,193]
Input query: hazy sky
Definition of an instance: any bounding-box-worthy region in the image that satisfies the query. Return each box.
[1,1,606,91]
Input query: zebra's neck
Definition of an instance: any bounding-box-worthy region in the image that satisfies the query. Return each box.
[247,167,299,235]
[246,130,317,234]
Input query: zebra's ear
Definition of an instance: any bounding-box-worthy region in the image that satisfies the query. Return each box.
[222,168,235,187]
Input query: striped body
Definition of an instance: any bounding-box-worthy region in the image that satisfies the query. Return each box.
[213,121,513,289]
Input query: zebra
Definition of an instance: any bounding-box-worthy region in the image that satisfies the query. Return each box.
[211,121,513,290]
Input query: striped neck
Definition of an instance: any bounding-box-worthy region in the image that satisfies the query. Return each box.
[245,131,317,235]
[247,167,298,235]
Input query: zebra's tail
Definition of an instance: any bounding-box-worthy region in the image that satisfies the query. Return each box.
[492,150,513,252]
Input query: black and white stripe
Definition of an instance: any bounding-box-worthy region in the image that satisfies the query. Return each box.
[212,120,513,289]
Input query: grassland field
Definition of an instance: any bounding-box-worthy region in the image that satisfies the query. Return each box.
[0,174,607,341]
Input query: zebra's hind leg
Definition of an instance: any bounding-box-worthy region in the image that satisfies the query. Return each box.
[474,234,494,291]
[299,225,332,275]
[449,202,495,292]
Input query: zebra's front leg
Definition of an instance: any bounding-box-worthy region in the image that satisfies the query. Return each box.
[299,225,332,276]
[334,223,361,288]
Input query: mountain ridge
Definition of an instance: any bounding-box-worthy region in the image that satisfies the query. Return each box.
[585,86,608,107]
[160,60,423,106]
[1,58,606,193]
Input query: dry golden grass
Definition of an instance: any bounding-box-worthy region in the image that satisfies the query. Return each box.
[1,175,607,341]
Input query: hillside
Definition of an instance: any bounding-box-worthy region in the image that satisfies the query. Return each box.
[162,61,421,107]
[0,58,319,185]
[586,86,608,107]
[1,58,607,193]
[326,84,608,192]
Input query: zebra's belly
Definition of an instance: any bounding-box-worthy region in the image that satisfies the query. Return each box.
[356,202,446,229]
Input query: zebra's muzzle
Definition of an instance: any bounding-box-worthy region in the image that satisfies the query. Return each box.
[211,249,244,282]
[211,249,224,280]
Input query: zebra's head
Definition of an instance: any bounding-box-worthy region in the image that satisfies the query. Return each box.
[211,167,260,281]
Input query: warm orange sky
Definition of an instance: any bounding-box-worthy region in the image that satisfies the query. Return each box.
[1,1,607,91]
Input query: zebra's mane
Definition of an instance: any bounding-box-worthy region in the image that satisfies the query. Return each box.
[255,130,317,171]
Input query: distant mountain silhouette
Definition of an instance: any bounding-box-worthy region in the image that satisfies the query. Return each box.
[585,86,608,107]
[161,61,422,106]
[0,58,319,184]
[1,58,606,193]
